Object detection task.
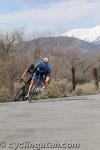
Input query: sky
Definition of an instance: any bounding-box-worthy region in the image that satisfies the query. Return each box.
[0,0,100,36]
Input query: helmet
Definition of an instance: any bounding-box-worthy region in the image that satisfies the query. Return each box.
[43,57,49,64]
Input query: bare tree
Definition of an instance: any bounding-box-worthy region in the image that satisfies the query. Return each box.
[0,31,24,61]
[64,48,82,91]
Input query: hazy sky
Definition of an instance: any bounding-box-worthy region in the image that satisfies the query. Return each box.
[0,0,100,35]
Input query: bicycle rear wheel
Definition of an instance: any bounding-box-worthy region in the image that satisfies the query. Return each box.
[28,86,38,103]
[28,81,43,103]
[29,94,37,103]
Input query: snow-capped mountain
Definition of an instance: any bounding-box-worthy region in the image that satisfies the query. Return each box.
[61,25,100,43]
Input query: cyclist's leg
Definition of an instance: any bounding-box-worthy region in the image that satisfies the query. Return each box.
[45,76,51,87]
[27,74,33,84]
[26,74,38,97]
[25,75,33,91]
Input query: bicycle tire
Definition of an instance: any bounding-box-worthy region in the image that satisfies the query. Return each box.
[29,94,37,103]
[14,86,26,101]
[28,86,38,103]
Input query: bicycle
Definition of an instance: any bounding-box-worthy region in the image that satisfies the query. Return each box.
[14,79,45,103]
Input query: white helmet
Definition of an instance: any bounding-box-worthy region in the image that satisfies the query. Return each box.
[43,57,49,63]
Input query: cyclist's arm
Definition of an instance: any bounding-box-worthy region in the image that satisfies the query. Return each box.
[21,68,30,80]
[46,65,52,77]
[44,67,52,87]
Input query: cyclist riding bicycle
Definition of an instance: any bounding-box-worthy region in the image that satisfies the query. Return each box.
[26,57,52,98]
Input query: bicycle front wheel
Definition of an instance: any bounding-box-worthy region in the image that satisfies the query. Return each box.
[14,86,26,101]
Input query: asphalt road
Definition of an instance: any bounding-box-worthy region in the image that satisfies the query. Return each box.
[0,94,100,150]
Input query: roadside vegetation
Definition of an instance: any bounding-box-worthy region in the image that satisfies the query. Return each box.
[0,30,100,102]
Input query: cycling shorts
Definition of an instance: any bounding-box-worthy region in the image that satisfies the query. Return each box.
[32,73,46,81]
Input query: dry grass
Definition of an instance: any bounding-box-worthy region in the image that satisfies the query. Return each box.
[0,79,100,102]
[40,79,100,99]
[72,81,99,96]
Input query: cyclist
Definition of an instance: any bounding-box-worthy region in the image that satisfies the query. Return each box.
[26,57,52,98]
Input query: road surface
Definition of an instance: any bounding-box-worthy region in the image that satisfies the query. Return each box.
[0,94,100,150]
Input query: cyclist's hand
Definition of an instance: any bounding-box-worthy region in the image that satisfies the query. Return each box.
[18,78,23,83]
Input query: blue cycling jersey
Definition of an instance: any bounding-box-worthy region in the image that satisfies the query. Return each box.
[35,61,51,76]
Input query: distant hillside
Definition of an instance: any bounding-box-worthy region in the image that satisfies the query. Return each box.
[17,36,100,54]
[93,40,100,46]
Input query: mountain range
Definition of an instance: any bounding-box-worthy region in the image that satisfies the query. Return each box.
[20,36,100,55]
[17,25,100,55]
